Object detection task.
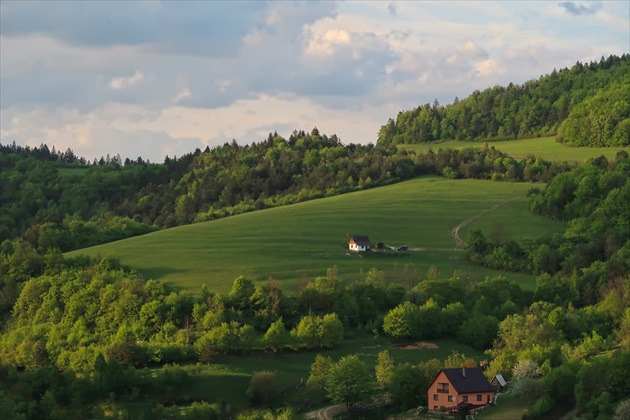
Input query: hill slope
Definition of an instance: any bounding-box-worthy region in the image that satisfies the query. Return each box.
[68,177,564,292]
[377,54,629,146]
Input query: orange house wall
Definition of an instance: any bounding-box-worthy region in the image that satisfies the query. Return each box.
[427,372,493,411]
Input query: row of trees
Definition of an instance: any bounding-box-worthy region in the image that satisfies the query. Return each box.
[0,357,244,419]
[377,54,629,146]
[305,350,481,413]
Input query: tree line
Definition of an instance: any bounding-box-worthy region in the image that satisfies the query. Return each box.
[377,54,629,147]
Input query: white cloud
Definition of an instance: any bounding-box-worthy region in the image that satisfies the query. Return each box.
[1,1,628,162]
[305,28,352,55]
[109,70,145,90]
[174,88,192,103]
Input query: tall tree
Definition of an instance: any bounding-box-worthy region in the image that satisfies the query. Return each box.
[325,355,372,411]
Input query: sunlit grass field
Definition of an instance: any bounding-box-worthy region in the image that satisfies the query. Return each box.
[69,177,563,293]
[399,136,628,162]
[123,335,486,414]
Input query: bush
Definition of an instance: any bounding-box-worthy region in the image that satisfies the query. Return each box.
[247,371,279,407]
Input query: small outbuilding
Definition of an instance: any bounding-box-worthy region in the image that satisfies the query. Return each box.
[491,374,507,393]
[348,236,373,252]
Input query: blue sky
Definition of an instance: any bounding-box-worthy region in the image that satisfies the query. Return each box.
[1,1,628,162]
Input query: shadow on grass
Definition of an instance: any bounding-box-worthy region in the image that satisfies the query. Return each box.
[138,266,189,282]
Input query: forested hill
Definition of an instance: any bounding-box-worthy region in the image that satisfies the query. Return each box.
[2,133,575,257]
[377,54,629,147]
[0,131,418,251]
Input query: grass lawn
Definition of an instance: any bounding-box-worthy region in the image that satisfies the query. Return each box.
[399,136,628,162]
[476,392,527,419]
[156,335,486,410]
[68,176,563,293]
[459,198,564,244]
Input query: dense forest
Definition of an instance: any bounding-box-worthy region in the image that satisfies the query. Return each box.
[1,55,629,419]
[377,54,629,147]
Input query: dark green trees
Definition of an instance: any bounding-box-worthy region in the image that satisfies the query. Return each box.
[377,55,629,146]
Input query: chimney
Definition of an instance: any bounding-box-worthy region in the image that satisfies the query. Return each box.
[462,367,466,378]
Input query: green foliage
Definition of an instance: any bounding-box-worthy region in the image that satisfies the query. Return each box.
[543,363,577,406]
[557,82,630,147]
[108,326,144,367]
[246,371,279,407]
[375,350,394,388]
[389,358,442,410]
[377,55,629,146]
[290,313,344,350]
[263,318,290,352]
[574,351,630,417]
[443,350,476,369]
[388,363,425,410]
[383,301,421,339]
[306,354,334,390]
[325,355,372,410]
[457,314,499,350]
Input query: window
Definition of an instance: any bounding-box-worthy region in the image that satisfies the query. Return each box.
[477,395,482,402]
[437,382,450,393]
[433,394,439,401]
[448,396,455,402]
[433,406,438,410]
[463,396,468,402]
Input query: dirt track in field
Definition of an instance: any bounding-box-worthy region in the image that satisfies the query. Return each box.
[450,201,509,247]
[304,404,346,420]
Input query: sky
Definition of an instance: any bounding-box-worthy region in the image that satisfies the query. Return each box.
[1,1,629,163]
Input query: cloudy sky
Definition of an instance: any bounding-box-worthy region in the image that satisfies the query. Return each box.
[1,1,628,162]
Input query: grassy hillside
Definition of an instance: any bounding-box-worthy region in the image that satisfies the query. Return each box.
[399,136,628,162]
[69,177,564,293]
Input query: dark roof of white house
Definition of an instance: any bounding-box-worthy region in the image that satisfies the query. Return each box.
[349,236,372,246]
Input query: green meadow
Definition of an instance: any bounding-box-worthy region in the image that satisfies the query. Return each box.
[124,336,485,414]
[476,392,527,419]
[69,176,564,293]
[399,136,628,162]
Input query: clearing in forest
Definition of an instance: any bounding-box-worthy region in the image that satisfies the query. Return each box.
[68,177,563,293]
[399,135,628,162]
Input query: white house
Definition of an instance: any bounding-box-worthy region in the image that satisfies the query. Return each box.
[348,236,373,252]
